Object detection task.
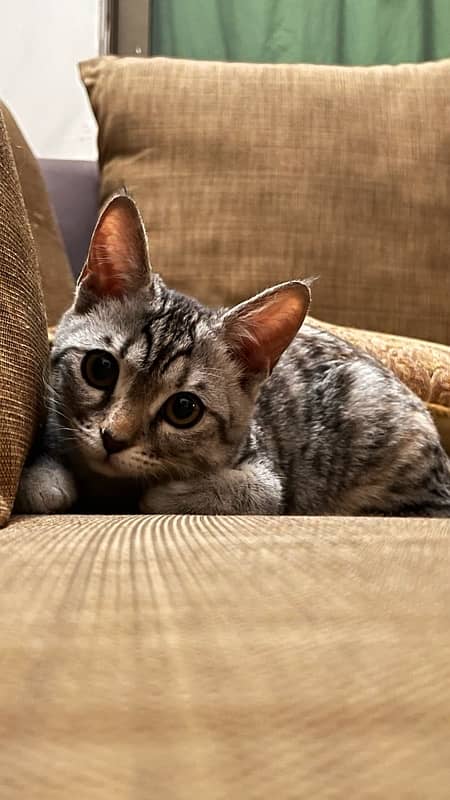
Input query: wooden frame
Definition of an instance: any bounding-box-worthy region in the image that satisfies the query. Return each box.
[99,0,151,56]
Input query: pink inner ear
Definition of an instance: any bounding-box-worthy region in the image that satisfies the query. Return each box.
[87,224,131,297]
[79,195,149,300]
[240,305,300,372]
[227,285,310,374]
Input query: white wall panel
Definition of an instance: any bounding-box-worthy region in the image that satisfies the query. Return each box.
[0,0,99,159]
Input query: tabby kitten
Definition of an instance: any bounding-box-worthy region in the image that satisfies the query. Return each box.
[16,194,450,516]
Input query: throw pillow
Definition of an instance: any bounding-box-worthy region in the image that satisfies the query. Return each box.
[80,56,450,344]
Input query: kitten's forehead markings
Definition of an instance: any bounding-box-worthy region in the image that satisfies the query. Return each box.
[157,344,195,376]
[174,359,196,390]
[141,307,172,359]
[123,337,149,370]
[155,348,214,395]
[119,335,135,358]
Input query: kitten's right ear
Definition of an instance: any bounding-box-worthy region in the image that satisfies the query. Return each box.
[75,193,152,311]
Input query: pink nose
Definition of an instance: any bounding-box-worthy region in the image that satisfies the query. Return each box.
[101,429,128,455]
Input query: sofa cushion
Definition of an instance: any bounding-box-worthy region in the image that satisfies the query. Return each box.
[2,513,450,796]
[81,56,450,344]
[0,101,74,326]
[0,110,48,525]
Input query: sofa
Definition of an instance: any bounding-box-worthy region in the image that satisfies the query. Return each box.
[1,56,450,798]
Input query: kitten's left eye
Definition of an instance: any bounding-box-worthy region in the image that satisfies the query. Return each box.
[81,350,119,390]
[161,392,204,428]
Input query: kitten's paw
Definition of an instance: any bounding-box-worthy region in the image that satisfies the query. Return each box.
[140,480,206,515]
[140,468,281,516]
[15,457,77,514]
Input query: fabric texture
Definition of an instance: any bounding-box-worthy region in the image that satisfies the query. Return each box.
[1,101,74,326]
[1,513,450,797]
[151,0,450,65]
[81,56,450,344]
[0,111,48,525]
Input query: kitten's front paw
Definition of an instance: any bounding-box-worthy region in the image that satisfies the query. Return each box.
[139,480,207,515]
[140,467,281,516]
[15,457,77,514]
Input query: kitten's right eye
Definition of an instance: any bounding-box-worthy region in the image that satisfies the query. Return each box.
[81,350,119,390]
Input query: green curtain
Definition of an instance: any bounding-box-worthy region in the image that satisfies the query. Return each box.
[150,0,450,65]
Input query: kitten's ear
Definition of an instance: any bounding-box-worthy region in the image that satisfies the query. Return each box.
[223,281,310,375]
[75,193,151,309]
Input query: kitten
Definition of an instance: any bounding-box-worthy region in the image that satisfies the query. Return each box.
[15,193,450,517]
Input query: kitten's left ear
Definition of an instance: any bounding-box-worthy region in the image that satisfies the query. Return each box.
[75,193,151,310]
[223,281,311,376]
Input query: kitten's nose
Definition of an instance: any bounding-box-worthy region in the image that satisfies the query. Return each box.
[101,428,128,455]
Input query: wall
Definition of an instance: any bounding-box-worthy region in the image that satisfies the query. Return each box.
[0,0,99,159]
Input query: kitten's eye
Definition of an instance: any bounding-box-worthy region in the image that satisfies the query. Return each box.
[81,350,119,390]
[162,392,204,429]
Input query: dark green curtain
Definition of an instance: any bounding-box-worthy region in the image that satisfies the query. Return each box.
[150,0,450,65]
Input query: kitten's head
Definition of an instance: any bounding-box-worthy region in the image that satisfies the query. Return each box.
[50,193,310,482]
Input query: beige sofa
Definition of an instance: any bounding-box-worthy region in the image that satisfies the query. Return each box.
[1,56,450,797]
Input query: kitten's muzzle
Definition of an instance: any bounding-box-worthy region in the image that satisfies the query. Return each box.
[101,428,128,455]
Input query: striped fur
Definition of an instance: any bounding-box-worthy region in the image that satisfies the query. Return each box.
[15,196,450,517]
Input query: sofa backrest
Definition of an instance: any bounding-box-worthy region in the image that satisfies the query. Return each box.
[39,158,98,280]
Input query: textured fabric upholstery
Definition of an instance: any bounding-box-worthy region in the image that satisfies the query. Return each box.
[1,102,74,326]
[0,110,48,525]
[1,513,450,797]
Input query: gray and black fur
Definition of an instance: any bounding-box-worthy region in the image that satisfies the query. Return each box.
[16,194,450,517]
